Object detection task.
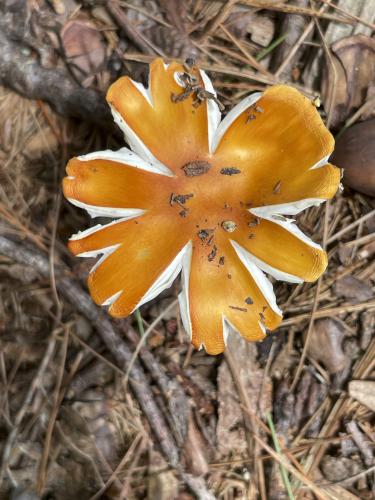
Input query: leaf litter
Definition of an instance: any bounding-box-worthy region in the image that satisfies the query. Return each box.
[0,1,374,498]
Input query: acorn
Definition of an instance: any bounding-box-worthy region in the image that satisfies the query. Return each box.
[332,119,375,196]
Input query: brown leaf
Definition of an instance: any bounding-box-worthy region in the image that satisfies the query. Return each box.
[321,456,362,482]
[349,380,375,413]
[61,18,106,83]
[333,275,373,304]
[321,35,375,129]
[332,119,375,196]
[307,319,348,374]
[183,413,209,476]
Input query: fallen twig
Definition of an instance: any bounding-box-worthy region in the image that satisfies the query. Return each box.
[0,235,214,499]
[0,24,111,127]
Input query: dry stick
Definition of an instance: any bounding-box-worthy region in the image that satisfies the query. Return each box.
[0,236,214,499]
[107,0,164,56]
[88,433,144,500]
[311,3,337,130]
[241,0,349,24]
[55,421,105,489]
[206,42,261,71]
[196,0,237,42]
[48,190,63,313]
[252,430,331,499]
[0,328,58,487]
[290,201,329,393]
[36,341,85,493]
[271,0,309,77]
[123,53,317,98]
[274,2,328,78]
[225,348,265,496]
[286,14,336,391]
[292,398,331,447]
[304,338,375,476]
[343,232,375,248]
[123,299,179,389]
[327,209,375,244]
[118,437,146,499]
[337,94,375,139]
[256,341,277,410]
[59,345,125,493]
[69,329,129,378]
[120,1,171,28]
[0,202,48,252]
[346,421,374,467]
[285,257,368,311]
[320,0,375,31]
[0,31,111,128]
[36,327,69,493]
[0,352,10,421]
[124,326,189,447]
[224,349,255,454]
[219,23,273,77]
[0,236,178,463]
[241,404,334,498]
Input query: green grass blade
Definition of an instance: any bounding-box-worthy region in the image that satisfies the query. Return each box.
[266,412,295,500]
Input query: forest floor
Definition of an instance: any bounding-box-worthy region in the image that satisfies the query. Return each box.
[0,1,374,499]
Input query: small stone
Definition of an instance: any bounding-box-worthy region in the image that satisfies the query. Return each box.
[221,220,237,232]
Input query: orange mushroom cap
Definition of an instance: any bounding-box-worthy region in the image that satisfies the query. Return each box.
[63,58,340,355]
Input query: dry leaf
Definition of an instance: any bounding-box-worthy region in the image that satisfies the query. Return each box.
[61,18,106,83]
[333,275,373,304]
[307,319,348,374]
[349,380,375,412]
[321,455,362,482]
[321,35,375,129]
[332,119,375,197]
[224,7,275,48]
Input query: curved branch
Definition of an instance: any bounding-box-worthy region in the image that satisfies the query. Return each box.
[0,29,113,128]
